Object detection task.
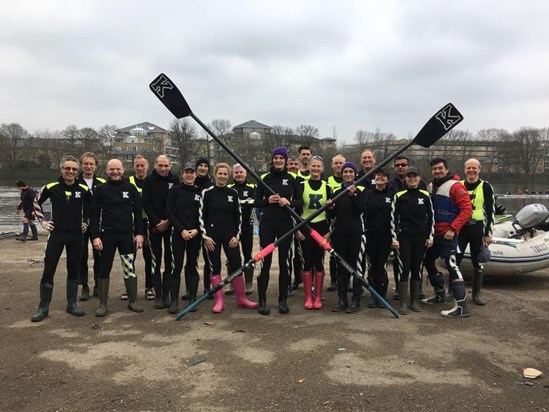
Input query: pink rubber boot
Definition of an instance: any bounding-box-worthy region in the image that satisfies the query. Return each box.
[233,275,258,309]
[210,275,225,313]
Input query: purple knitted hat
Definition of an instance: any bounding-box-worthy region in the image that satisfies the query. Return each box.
[341,162,358,175]
[271,146,288,162]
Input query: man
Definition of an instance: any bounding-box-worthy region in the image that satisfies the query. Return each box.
[228,164,257,294]
[194,157,214,297]
[90,159,145,317]
[456,158,495,305]
[421,158,473,318]
[142,154,179,309]
[287,157,300,174]
[357,149,376,190]
[297,146,312,180]
[126,155,154,301]
[77,152,106,301]
[387,155,427,299]
[326,154,345,291]
[31,155,91,322]
[15,180,38,241]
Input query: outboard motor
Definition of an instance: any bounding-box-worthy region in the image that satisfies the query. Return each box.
[512,204,549,236]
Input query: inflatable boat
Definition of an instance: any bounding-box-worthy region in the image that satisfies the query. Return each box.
[459,204,549,277]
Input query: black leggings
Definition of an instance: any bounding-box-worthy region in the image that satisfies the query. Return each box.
[301,220,329,272]
[397,235,426,282]
[98,232,135,279]
[331,232,362,296]
[41,232,82,285]
[365,232,391,288]
[240,224,254,262]
[205,234,242,275]
[457,222,484,269]
[79,229,101,287]
[258,219,293,299]
[171,233,201,280]
[149,228,172,278]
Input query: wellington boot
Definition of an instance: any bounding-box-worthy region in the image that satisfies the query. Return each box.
[347,298,361,313]
[31,283,53,322]
[367,283,378,308]
[472,269,486,305]
[441,297,471,318]
[244,266,254,295]
[302,271,314,309]
[233,275,258,309]
[333,274,348,312]
[79,284,90,301]
[257,281,270,315]
[410,280,422,312]
[187,275,199,312]
[124,277,144,313]
[278,298,289,314]
[66,278,85,317]
[224,260,234,295]
[168,276,181,314]
[162,275,171,308]
[399,282,409,315]
[376,283,388,308]
[313,271,325,309]
[16,226,28,242]
[95,278,110,317]
[30,225,38,240]
[210,275,225,313]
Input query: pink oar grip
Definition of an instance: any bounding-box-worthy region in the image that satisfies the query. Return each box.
[254,244,276,261]
[310,230,332,251]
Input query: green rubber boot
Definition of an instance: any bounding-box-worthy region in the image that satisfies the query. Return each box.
[66,278,85,317]
[31,283,53,322]
[95,278,110,317]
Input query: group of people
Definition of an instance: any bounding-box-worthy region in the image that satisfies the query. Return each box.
[27,146,495,322]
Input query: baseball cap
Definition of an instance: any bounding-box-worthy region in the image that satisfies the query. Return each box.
[183,162,196,171]
[405,167,420,176]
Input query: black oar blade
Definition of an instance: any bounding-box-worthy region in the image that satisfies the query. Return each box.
[149,73,192,119]
[414,103,464,148]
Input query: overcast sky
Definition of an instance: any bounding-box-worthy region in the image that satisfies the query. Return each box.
[1,1,548,144]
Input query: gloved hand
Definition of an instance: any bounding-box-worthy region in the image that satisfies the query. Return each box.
[41,220,54,231]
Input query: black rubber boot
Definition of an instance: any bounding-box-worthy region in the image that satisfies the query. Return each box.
[376,283,388,308]
[257,278,270,316]
[187,274,199,312]
[66,278,85,317]
[125,277,144,313]
[168,276,181,314]
[472,269,486,305]
[347,298,361,313]
[29,225,38,240]
[399,282,409,315]
[278,297,289,314]
[332,275,348,312]
[367,280,378,308]
[421,272,446,304]
[79,284,90,301]
[162,273,171,308]
[16,226,29,242]
[441,297,471,318]
[95,278,109,317]
[31,283,53,322]
[410,280,422,312]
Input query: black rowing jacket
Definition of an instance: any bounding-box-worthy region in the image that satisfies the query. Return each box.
[362,187,393,236]
[228,180,257,226]
[254,168,303,221]
[200,185,241,240]
[391,187,434,241]
[166,183,202,233]
[142,170,180,227]
[37,177,91,234]
[90,179,144,238]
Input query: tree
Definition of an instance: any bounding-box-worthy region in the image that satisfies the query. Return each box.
[62,125,79,153]
[78,127,102,153]
[169,119,199,167]
[295,124,319,146]
[98,125,118,155]
[0,123,29,165]
[513,127,544,176]
[208,119,232,163]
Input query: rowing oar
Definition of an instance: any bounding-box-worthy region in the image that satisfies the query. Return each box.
[149,73,463,319]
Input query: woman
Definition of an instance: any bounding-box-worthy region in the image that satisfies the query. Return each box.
[166,162,202,314]
[327,162,365,313]
[200,163,257,313]
[296,156,332,310]
[363,168,393,308]
[391,167,434,314]
[254,147,303,315]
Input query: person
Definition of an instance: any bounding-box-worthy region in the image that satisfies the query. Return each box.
[31,155,91,322]
[228,163,257,294]
[362,168,393,309]
[126,155,154,301]
[142,154,179,309]
[90,159,145,317]
[287,157,300,174]
[421,158,472,318]
[327,162,366,313]
[166,162,202,314]
[391,167,434,314]
[15,180,38,241]
[194,157,214,297]
[77,152,106,301]
[200,163,257,313]
[295,155,332,309]
[254,147,303,315]
[387,155,427,300]
[325,154,345,292]
[297,145,312,180]
[456,158,495,305]
[356,149,376,190]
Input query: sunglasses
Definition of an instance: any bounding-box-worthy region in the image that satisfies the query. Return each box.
[394,163,409,167]
[63,167,78,171]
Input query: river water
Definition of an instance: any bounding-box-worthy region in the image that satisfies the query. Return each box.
[2,186,549,232]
